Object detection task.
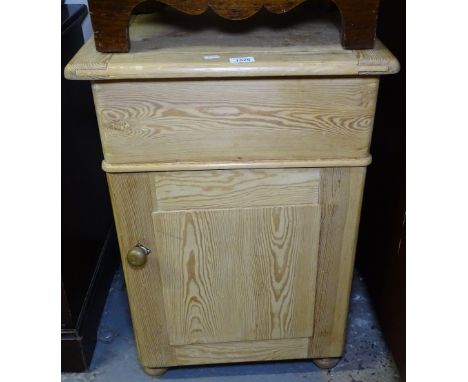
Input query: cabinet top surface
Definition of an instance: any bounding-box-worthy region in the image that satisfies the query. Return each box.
[65,10,399,80]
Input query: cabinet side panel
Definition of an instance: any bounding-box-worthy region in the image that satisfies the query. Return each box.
[106,173,176,366]
[309,167,366,357]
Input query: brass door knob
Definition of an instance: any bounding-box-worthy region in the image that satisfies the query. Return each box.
[127,243,151,267]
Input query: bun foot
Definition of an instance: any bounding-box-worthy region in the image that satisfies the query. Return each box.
[143,367,168,377]
[313,357,340,369]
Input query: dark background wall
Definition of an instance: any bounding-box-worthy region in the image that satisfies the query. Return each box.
[62,4,118,371]
[356,0,405,379]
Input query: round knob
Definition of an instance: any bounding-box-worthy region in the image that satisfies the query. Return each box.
[127,243,151,267]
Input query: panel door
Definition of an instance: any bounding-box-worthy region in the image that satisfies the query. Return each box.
[107,167,367,367]
[153,204,321,346]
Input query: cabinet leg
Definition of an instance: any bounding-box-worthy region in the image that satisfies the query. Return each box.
[88,0,141,53]
[313,357,340,369]
[143,367,168,377]
[333,0,379,49]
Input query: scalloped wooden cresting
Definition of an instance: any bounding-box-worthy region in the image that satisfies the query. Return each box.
[88,0,380,52]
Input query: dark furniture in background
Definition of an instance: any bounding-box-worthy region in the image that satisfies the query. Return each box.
[356,0,405,379]
[61,4,118,372]
[87,0,380,52]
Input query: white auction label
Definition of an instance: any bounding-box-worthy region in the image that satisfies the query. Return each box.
[203,55,221,60]
[229,56,256,64]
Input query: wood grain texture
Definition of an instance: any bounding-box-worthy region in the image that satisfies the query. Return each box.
[174,337,310,365]
[106,167,367,367]
[153,205,320,345]
[65,36,112,78]
[102,157,372,173]
[87,0,379,52]
[152,168,320,211]
[106,173,176,366]
[71,8,394,368]
[308,167,366,357]
[65,13,399,80]
[92,78,379,165]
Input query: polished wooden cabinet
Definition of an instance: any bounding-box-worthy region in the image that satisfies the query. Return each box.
[65,10,398,375]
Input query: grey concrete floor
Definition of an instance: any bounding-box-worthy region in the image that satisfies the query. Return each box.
[62,268,400,382]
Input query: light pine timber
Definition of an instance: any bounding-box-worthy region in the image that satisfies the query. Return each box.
[308,167,367,357]
[152,168,320,211]
[65,14,399,80]
[92,78,379,165]
[313,358,341,369]
[67,9,398,372]
[106,167,366,367]
[153,205,320,345]
[106,173,176,367]
[173,338,310,365]
[143,367,167,376]
[102,157,372,173]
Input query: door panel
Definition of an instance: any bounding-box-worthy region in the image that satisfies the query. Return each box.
[153,205,320,346]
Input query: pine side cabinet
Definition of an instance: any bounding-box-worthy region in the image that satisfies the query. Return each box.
[65,11,399,376]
